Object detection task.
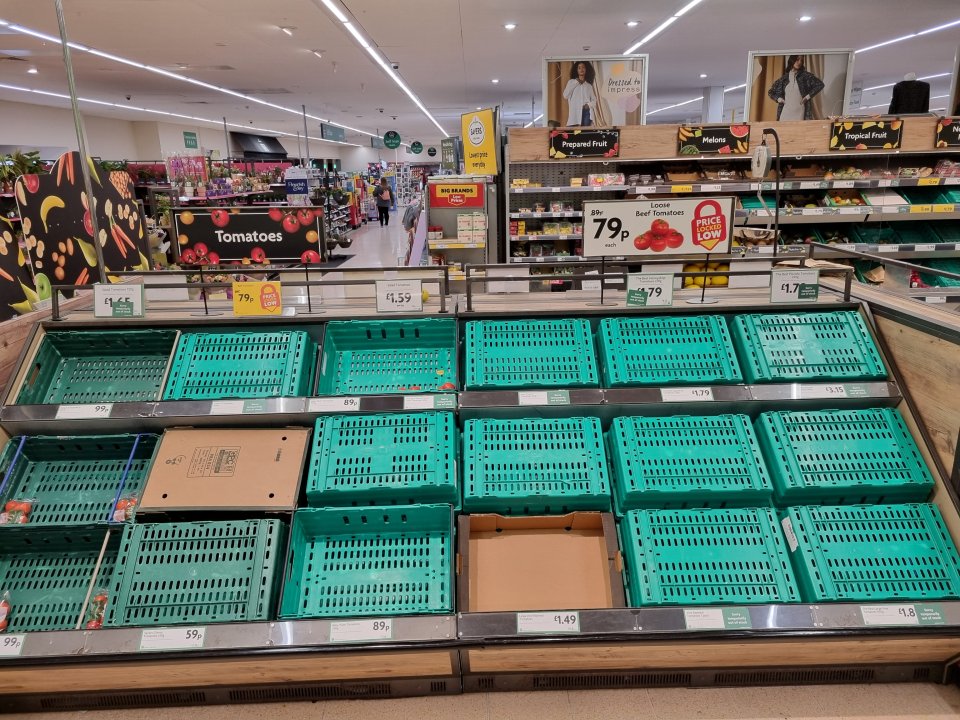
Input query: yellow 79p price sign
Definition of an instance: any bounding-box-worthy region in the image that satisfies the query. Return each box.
[232,281,283,316]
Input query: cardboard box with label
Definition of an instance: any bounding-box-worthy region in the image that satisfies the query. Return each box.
[457,512,625,612]
[139,427,310,513]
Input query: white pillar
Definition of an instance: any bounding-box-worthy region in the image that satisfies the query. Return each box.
[702,86,725,123]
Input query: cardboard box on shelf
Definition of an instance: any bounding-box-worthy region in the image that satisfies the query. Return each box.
[457,512,625,612]
[138,427,310,513]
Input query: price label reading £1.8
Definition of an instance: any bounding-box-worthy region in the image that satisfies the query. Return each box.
[770,269,819,303]
[626,274,674,307]
[517,611,581,634]
[376,279,423,313]
[860,605,919,626]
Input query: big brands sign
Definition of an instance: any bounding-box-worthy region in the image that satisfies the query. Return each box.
[461,108,498,175]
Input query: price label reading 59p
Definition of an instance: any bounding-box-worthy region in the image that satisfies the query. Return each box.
[376,279,423,313]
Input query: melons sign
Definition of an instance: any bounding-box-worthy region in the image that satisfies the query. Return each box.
[677,124,751,155]
[173,206,325,264]
[428,182,484,208]
[582,197,735,257]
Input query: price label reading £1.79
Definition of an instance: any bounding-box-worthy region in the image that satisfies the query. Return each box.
[375,279,423,313]
[770,269,819,303]
[625,274,674,307]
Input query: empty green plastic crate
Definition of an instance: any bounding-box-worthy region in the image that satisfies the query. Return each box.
[0,529,116,632]
[894,222,940,245]
[920,259,960,288]
[0,434,159,527]
[848,224,897,245]
[783,504,960,602]
[105,519,285,627]
[609,415,773,511]
[163,331,316,399]
[16,330,178,404]
[730,311,887,383]
[598,316,742,387]
[932,223,960,243]
[464,319,598,389]
[621,507,801,606]
[756,409,934,505]
[279,504,453,619]
[316,319,457,395]
[307,412,458,507]
[462,417,611,513]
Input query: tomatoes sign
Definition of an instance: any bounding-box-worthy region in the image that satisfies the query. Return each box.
[429,182,484,208]
[582,197,734,258]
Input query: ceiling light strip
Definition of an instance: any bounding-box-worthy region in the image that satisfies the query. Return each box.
[523,113,544,128]
[856,18,960,53]
[623,0,703,55]
[646,95,703,116]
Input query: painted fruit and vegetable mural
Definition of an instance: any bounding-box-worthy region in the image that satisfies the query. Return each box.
[0,215,41,322]
[14,151,149,301]
[173,206,325,264]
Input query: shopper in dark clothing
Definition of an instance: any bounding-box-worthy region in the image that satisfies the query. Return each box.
[376,178,393,226]
[889,75,930,114]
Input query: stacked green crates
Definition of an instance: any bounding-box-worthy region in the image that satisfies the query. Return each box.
[279,504,453,619]
[783,504,960,602]
[620,507,801,606]
[755,409,934,505]
[307,412,458,507]
[920,258,960,288]
[730,311,887,383]
[597,316,742,387]
[105,519,286,627]
[462,417,610,513]
[163,330,316,399]
[317,319,457,395]
[0,434,159,526]
[16,330,178,404]
[0,530,117,632]
[464,319,598,389]
[609,415,773,510]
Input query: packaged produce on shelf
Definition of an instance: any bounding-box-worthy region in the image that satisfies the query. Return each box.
[0,500,32,525]
[701,164,744,181]
[534,203,546,212]
[558,222,574,235]
[826,190,866,206]
[732,228,778,248]
[85,590,108,630]
[543,222,560,235]
[0,591,9,632]
[782,194,822,210]
[112,496,137,523]
[898,166,934,178]
[819,227,853,244]
[824,166,870,180]
[570,177,584,186]
[780,230,818,245]
[587,173,625,187]
[934,159,960,177]
[550,202,563,212]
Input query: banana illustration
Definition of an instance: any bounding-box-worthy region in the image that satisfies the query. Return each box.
[679,127,694,139]
[40,196,65,233]
[75,237,99,267]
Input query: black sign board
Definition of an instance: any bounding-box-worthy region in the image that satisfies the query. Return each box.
[830,119,902,151]
[549,128,620,159]
[678,124,751,155]
[173,206,325,264]
[936,117,960,148]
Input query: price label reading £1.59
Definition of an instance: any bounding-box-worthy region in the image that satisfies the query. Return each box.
[626,273,674,307]
[770,269,819,303]
[376,279,423,313]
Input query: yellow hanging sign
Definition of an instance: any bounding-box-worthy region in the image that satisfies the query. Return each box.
[232,281,282,316]
[461,108,499,175]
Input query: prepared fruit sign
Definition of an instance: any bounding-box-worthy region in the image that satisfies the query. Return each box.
[173,206,324,264]
[678,124,750,155]
[829,119,902,151]
[549,129,619,159]
[428,182,484,208]
[935,117,960,148]
[582,197,734,257]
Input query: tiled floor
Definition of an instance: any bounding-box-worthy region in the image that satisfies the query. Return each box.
[7,683,960,720]
[335,207,411,268]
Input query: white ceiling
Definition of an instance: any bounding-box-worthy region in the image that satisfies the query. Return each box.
[0,0,958,151]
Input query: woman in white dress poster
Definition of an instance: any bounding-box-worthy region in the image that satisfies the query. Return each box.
[563,61,600,126]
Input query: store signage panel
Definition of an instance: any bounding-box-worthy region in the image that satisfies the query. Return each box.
[936,117,960,147]
[582,197,735,257]
[440,138,458,171]
[678,124,751,155]
[320,123,346,142]
[428,182,484,208]
[461,108,499,174]
[549,128,619,159]
[232,281,282,316]
[829,119,902,151]
[173,207,323,263]
[183,131,198,149]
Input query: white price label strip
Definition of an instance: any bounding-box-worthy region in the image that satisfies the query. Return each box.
[771,269,819,303]
[833,180,856,189]
[799,384,847,400]
[210,400,245,415]
[0,634,25,657]
[330,618,393,643]
[838,206,864,215]
[781,517,799,552]
[879,179,895,187]
[55,403,113,420]
[914,244,936,252]
[518,391,548,406]
[946,178,960,185]
[310,397,361,413]
[635,186,657,194]
[701,184,722,192]
[683,608,725,630]
[877,245,898,253]
[375,279,423,313]
[517,611,580,634]
[140,627,206,651]
[403,395,435,410]
[860,605,919,626]
[626,273,673,308]
[661,387,714,402]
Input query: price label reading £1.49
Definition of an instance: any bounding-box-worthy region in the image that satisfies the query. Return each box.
[517,611,580,634]
[626,273,674,307]
[375,279,423,313]
[770,269,819,303]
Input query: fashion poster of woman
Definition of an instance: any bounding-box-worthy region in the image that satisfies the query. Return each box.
[543,55,649,128]
[949,45,960,116]
[744,50,854,123]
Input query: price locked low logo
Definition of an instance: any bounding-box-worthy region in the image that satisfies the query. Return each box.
[692,200,727,251]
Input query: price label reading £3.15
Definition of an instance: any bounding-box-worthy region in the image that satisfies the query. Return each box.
[375,279,423,313]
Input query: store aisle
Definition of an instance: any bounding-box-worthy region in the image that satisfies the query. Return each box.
[330,208,410,269]
[10,683,960,720]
